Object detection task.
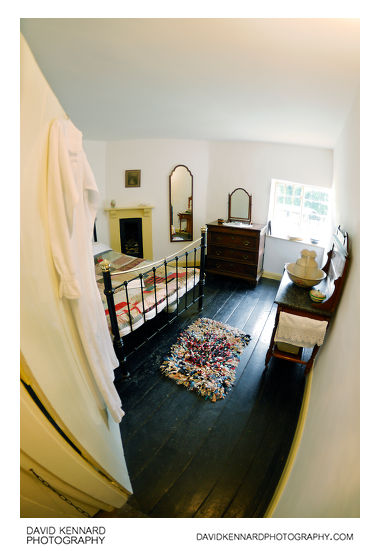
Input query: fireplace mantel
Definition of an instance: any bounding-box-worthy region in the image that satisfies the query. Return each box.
[104,206,154,217]
[105,206,154,259]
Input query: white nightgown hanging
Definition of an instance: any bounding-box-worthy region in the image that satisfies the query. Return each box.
[47,118,124,423]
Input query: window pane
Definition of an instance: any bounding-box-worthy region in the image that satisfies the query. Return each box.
[270,179,330,241]
[273,182,303,236]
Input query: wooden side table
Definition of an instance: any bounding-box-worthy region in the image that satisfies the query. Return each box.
[177,212,193,235]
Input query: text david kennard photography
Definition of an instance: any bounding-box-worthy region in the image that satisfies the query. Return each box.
[26,526,106,545]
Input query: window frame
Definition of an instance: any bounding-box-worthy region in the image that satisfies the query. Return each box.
[268,178,331,243]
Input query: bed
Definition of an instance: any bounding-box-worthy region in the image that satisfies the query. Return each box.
[93,228,207,378]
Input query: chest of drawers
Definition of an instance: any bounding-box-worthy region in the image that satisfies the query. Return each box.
[206,220,267,285]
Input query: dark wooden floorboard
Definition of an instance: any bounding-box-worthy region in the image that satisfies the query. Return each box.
[123,279,257,510]
[223,360,306,518]
[115,278,238,408]
[149,304,278,517]
[112,275,306,518]
[192,306,280,518]
[116,279,241,440]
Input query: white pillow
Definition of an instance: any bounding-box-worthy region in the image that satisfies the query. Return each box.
[92,242,111,256]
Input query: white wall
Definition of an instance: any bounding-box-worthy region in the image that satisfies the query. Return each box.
[207,141,333,225]
[272,92,360,518]
[104,139,209,260]
[83,140,109,245]
[206,141,333,275]
[86,139,333,272]
[20,34,131,492]
[264,236,324,276]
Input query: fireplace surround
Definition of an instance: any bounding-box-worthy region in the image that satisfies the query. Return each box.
[104,206,154,259]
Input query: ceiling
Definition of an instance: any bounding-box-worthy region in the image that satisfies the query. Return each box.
[20,18,360,148]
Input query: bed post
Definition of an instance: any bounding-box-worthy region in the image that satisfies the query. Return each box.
[101,260,130,379]
[199,226,207,310]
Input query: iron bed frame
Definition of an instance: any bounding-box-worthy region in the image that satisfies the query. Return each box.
[100,227,207,379]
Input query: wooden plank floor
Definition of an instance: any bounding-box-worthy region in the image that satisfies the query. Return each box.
[99,275,306,518]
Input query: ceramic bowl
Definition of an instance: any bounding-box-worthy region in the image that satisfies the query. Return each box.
[309,289,326,302]
[285,263,326,289]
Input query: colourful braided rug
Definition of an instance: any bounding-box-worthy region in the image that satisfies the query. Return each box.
[160,318,250,402]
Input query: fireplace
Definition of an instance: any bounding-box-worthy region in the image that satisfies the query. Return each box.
[105,206,154,260]
[119,218,143,257]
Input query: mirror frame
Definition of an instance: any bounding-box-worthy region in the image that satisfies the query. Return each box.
[228,187,252,223]
[169,164,194,242]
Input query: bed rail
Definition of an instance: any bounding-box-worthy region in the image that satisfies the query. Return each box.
[101,227,207,378]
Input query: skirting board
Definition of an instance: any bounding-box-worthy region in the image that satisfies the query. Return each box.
[262,271,282,281]
[264,366,313,517]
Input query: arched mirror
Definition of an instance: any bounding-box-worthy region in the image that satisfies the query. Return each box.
[169,165,193,242]
[228,187,252,223]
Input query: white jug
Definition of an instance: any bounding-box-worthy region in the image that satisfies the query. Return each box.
[292,249,319,278]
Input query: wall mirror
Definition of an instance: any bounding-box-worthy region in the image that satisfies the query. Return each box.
[228,187,252,223]
[169,164,193,242]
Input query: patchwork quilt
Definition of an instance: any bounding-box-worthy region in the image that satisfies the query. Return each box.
[94,249,200,336]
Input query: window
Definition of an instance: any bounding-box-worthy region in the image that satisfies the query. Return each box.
[268,179,331,244]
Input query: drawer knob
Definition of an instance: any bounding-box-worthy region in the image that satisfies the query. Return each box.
[243,240,250,246]
[243,255,249,260]
[216,250,222,256]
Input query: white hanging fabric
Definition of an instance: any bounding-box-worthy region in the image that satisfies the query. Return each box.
[47,118,124,423]
[274,311,328,349]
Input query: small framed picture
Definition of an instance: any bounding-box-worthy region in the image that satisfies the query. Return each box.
[125,170,141,188]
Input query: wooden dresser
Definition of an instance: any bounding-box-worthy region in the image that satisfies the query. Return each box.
[206,220,267,285]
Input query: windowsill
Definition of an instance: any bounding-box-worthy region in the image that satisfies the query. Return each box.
[266,233,326,249]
